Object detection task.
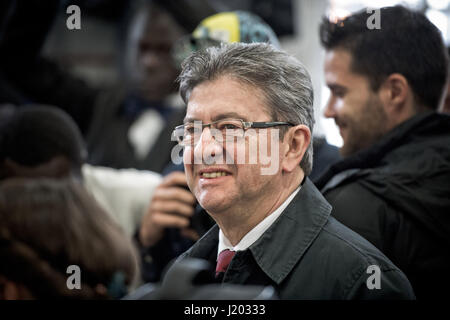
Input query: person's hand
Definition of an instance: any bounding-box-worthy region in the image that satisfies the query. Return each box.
[139,171,198,247]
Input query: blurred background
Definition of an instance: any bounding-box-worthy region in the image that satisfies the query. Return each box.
[41,0,450,147]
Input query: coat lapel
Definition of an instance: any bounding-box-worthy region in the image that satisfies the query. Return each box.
[248,179,332,284]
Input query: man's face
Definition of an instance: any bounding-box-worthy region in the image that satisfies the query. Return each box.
[126,9,183,102]
[324,49,388,156]
[183,76,284,214]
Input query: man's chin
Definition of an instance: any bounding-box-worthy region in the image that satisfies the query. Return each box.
[340,138,368,157]
[197,194,230,214]
[339,141,356,157]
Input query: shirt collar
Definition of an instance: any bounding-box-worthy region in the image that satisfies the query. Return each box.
[217,185,302,259]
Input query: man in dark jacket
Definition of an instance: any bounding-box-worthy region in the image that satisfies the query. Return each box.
[137,10,341,283]
[316,6,450,299]
[167,42,414,299]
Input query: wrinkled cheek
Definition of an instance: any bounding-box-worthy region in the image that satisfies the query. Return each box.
[183,147,195,190]
[183,146,194,165]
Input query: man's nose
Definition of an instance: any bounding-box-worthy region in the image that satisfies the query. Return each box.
[193,127,223,163]
[323,98,337,118]
[141,51,160,70]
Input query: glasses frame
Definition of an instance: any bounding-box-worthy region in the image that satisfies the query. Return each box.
[173,118,296,146]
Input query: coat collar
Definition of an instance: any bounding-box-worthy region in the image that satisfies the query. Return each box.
[247,178,331,284]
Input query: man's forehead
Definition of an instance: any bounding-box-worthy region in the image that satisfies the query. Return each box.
[183,111,250,123]
[324,49,370,86]
[325,49,353,73]
[184,95,253,122]
[327,47,353,60]
[184,76,272,121]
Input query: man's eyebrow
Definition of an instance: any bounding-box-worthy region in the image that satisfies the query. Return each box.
[183,116,197,124]
[184,112,249,123]
[327,83,347,92]
[211,112,248,122]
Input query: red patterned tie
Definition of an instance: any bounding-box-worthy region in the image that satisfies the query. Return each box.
[216,249,235,277]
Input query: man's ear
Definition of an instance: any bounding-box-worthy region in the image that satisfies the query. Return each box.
[379,73,414,123]
[281,125,311,173]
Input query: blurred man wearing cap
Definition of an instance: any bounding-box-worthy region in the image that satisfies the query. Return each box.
[172,10,280,66]
[316,6,450,299]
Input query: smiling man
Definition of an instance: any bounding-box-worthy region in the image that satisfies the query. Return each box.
[316,6,450,299]
[168,42,414,299]
[323,50,389,157]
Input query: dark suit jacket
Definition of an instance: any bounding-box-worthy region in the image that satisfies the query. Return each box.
[173,179,415,299]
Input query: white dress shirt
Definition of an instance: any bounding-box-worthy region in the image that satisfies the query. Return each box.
[217,185,301,259]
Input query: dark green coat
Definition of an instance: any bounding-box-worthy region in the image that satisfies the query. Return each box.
[175,179,415,299]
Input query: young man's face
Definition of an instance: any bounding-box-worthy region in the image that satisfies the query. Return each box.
[182,75,284,215]
[324,49,388,156]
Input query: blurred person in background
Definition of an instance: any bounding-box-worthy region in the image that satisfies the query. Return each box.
[0,0,187,172]
[0,178,139,299]
[0,105,161,238]
[87,0,188,171]
[316,5,450,299]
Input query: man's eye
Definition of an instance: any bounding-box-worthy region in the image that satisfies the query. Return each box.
[332,89,345,98]
[185,126,195,134]
[219,123,240,130]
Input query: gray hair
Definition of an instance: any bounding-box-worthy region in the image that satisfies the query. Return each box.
[178,42,315,176]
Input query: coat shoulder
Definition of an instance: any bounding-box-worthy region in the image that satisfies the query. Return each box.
[312,217,415,299]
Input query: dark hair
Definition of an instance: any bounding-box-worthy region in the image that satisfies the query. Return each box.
[320,5,448,111]
[0,178,139,299]
[0,105,86,173]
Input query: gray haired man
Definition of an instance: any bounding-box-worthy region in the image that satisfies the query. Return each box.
[170,42,414,299]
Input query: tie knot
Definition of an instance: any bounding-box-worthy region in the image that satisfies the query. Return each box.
[216,249,236,276]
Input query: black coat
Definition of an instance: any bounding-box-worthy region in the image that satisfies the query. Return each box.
[315,112,450,299]
[173,179,415,299]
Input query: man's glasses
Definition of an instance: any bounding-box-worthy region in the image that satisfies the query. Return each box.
[172,118,295,146]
